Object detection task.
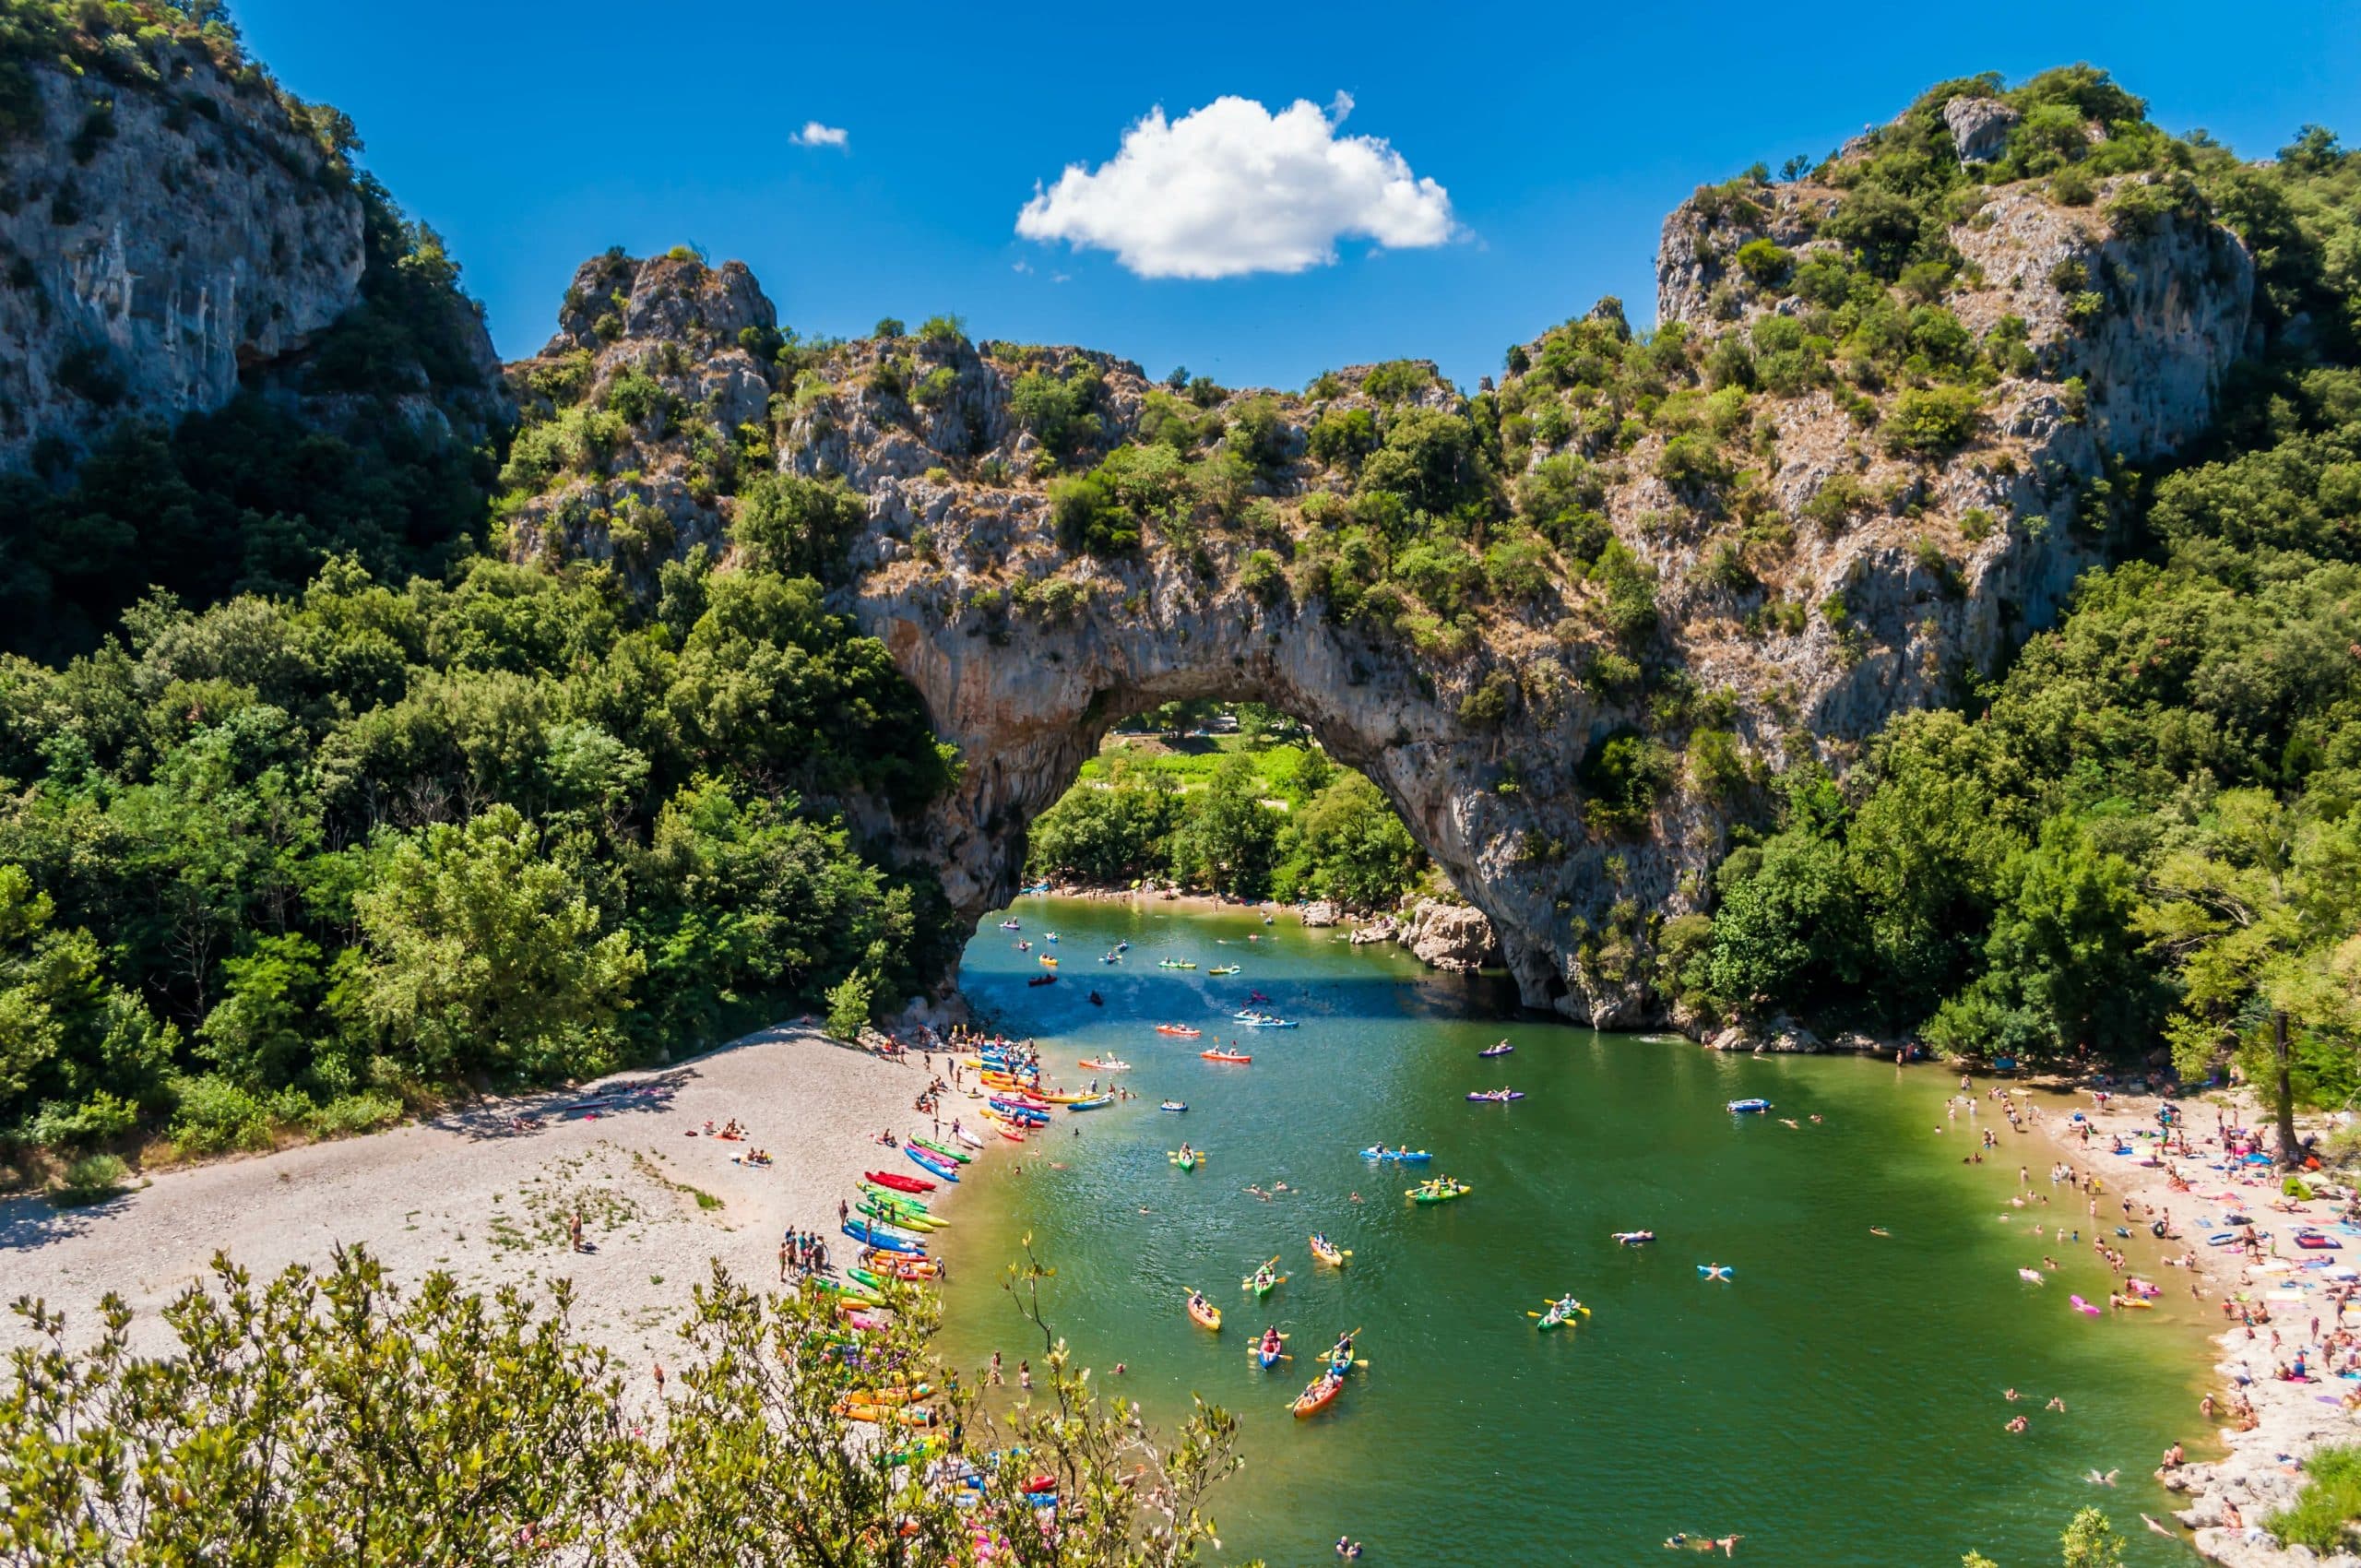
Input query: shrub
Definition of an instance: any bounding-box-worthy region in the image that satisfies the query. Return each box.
[1457,670,1516,728]
[2050,165,2096,206]
[169,1073,277,1155]
[1362,360,1433,403]
[1240,549,1287,603]
[872,317,905,339]
[1885,386,1981,457]
[48,1153,130,1208]
[1658,432,1733,493]
[2271,1444,2361,1554]
[1735,238,1795,288]
[1049,471,1137,556]
[825,968,873,1040]
[305,1091,405,1139]
[1580,731,1677,836]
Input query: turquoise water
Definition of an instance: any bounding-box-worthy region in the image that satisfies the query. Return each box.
[929,898,2209,1566]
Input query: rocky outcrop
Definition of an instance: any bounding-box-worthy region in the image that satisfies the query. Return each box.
[1941,95,2021,164]
[0,47,367,469]
[1394,900,1499,972]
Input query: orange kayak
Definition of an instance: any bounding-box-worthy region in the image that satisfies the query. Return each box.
[1291,1374,1343,1418]
[1186,1293,1222,1332]
[1155,1025,1202,1038]
[1201,1050,1252,1063]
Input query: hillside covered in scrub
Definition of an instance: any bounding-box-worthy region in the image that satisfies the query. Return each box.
[0,7,2358,1175]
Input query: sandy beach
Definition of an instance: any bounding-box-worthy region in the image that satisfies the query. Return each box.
[0,1024,976,1390]
[1999,1077,2361,1567]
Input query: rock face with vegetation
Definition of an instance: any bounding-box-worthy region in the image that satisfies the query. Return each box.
[499,72,2260,1026]
[0,24,367,470]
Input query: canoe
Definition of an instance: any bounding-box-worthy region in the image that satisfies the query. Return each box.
[1530,1299,1589,1331]
[1310,1234,1349,1266]
[1067,1094,1114,1110]
[1241,1258,1287,1297]
[1359,1147,1431,1163]
[1154,1025,1202,1038]
[1254,1341,1287,1371]
[1407,1182,1470,1204]
[1187,1294,1222,1331]
[865,1170,935,1194]
[1169,1149,1204,1170]
[1202,1050,1252,1063]
[1466,1091,1525,1102]
[915,1136,974,1164]
[1238,1017,1297,1028]
[1207,966,1240,976]
[836,1399,940,1428]
[860,1181,932,1208]
[1478,1044,1514,1058]
[953,1126,986,1148]
[1290,1374,1343,1418]
[1726,1099,1771,1114]
[1076,1058,1133,1071]
[1158,960,1197,970]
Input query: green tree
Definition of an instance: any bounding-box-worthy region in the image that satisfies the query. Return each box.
[2138,790,2361,1162]
[2059,1506,2126,1568]
[347,805,646,1083]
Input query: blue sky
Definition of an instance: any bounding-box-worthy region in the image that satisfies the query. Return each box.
[234,0,2361,392]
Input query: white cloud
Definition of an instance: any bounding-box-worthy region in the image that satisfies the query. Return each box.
[1014,93,1453,279]
[791,121,848,149]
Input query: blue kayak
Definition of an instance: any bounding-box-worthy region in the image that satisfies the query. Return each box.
[1726,1099,1771,1115]
[908,1146,960,1182]
[844,1218,928,1254]
[1360,1147,1432,1162]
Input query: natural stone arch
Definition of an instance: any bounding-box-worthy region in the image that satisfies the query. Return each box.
[853,567,1635,1022]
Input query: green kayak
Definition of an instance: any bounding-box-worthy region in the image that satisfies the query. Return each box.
[914,1136,973,1165]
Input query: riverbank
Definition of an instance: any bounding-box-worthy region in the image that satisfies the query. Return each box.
[0,1024,960,1391]
[2015,1081,2361,1566]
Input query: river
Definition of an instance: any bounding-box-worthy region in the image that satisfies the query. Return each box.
[928,897,2210,1566]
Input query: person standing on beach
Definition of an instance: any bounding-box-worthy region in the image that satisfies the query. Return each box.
[570,1211,585,1253]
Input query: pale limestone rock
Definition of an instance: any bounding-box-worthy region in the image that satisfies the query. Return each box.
[0,53,366,469]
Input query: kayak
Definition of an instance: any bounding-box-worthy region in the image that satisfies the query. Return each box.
[1290,1373,1343,1418]
[1530,1299,1589,1331]
[1067,1094,1114,1111]
[1241,1258,1287,1298]
[1408,1182,1470,1204]
[1310,1234,1350,1267]
[859,1200,940,1231]
[1466,1090,1525,1103]
[843,1219,927,1254]
[915,1136,974,1164]
[1202,1050,1252,1063]
[1253,1339,1287,1371]
[1158,960,1197,970]
[908,1146,960,1181]
[1169,1149,1205,1170]
[1478,1043,1514,1058]
[865,1170,936,1194]
[1238,1016,1298,1028]
[1726,1099,1772,1114]
[1076,1058,1132,1071]
[1160,1100,1188,1112]
[1359,1147,1431,1163]
[836,1399,940,1428]
[1154,1025,1202,1038]
[953,1126,986,1148]
[861,1251,940,1280]
[1207,965,1240,976]
[860,1181,933,1208]
[1187,1294,1222,1331]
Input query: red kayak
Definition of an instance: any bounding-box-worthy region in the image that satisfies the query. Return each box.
[865,1170,937,1194]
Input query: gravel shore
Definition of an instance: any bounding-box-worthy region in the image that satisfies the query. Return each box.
[0,1024,973,1395]
[2016,1080,2361,1566]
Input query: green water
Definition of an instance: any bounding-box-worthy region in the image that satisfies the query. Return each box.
[930,898,2210,1566]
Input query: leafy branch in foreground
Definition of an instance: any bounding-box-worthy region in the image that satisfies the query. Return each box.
[0,1244,1253,1567]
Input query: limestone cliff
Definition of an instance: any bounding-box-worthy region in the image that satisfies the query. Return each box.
[0,38,366,469]
[499,92,2256,1026]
